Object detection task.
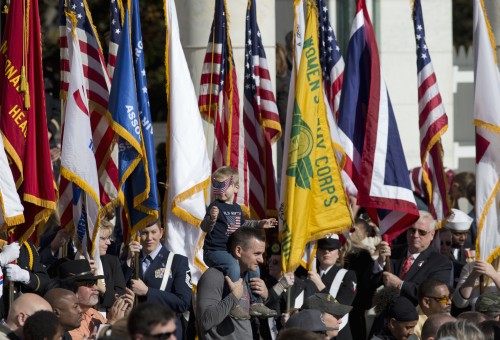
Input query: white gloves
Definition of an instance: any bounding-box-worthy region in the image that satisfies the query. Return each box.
[6,264,30,284]
[0,242,20,266]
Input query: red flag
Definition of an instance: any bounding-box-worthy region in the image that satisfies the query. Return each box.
[0,0,57,243]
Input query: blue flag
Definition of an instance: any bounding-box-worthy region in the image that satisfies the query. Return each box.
[109,0,158,241]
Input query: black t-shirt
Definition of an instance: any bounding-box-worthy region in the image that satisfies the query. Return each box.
[203,199,246,251]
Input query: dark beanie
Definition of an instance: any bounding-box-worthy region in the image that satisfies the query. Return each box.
[387,296,418,322]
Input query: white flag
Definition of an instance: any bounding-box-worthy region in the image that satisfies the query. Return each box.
[164,0,211,285]
[60,23,101,266]
[473,0,500,262]
[0,136,23,226]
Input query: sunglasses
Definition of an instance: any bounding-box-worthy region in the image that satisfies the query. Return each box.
[440,241,452,246]
[408,227,430,237]
[77,280,97,287]
[427,296,451,304]
[147,332,175,339]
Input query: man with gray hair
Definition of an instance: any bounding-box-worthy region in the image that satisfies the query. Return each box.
[372,211,452,305]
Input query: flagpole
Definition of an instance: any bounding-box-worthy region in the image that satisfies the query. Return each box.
[383,235,392,273]
[286,288,291,312]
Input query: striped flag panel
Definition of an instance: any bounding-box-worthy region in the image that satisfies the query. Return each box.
[199,0,249,213]
[243,0,281,219]
[59,0,119,230]
[412,0,451,223]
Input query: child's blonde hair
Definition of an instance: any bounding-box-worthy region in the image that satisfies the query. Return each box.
[212,166,239,185]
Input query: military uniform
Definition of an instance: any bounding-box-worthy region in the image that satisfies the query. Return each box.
[123,245,192,339]
[0,241,49,318]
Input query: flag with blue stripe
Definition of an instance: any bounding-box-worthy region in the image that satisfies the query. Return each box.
[109,0,158,241]
[337,0,419,240]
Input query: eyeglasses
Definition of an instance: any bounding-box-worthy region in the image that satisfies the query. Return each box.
[269,259,279,265]
[408,227,430,237]
[147,332,175,339]
[427,296,451,304]
[99,236,112,242]
[440,241,452,246]
[77,280,97,287]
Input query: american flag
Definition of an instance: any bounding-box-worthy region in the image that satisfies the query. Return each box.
[316,0,356,195]
[243,0,281,219]
[225,213,241,235]
[108,0,123,80]
[199,0,249,214]
[59,0,119,230]
[337,0,419,240]
[317,0,344,119]
[412,0,451,223]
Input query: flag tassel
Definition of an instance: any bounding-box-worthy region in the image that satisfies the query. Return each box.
[19,66,30,109]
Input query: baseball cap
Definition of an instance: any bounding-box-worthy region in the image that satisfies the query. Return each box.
[475,291,500,314]
[285,309,337,332]
[388,296,418,322]
[302,293,352,317]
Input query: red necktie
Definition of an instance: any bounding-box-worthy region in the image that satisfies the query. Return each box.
[399,255,414,279]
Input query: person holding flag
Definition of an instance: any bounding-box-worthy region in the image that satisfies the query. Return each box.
[200,166,278,319]
[112,1,191,339]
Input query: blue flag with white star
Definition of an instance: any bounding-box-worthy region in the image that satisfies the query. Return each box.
[109,0,158,241]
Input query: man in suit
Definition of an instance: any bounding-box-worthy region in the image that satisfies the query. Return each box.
[373,211,452,305]
[123,221,192,340]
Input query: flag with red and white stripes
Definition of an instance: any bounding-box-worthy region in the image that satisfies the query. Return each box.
[243,0,281,219]
[317,0,344,120]
[60,19,101,264]
[412,0,451,223]
[199,0,249,214]
[108,0,122,80]
[59,0,119,231]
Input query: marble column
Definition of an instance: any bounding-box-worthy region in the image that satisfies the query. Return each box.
[175,0,277,168]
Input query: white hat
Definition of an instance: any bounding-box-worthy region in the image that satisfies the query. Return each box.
[446,209,473,231]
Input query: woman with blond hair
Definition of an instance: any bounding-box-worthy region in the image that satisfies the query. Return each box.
[97,219,126,314]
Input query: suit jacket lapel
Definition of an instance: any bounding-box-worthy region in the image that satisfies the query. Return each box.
[390,246,407,277]
[404,247,432,281]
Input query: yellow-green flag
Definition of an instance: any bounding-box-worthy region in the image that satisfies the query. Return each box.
[280,1,353,272]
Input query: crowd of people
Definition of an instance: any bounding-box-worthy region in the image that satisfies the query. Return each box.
[0,167,498,340]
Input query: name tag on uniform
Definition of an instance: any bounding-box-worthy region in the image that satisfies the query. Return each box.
[155,268,165,278]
